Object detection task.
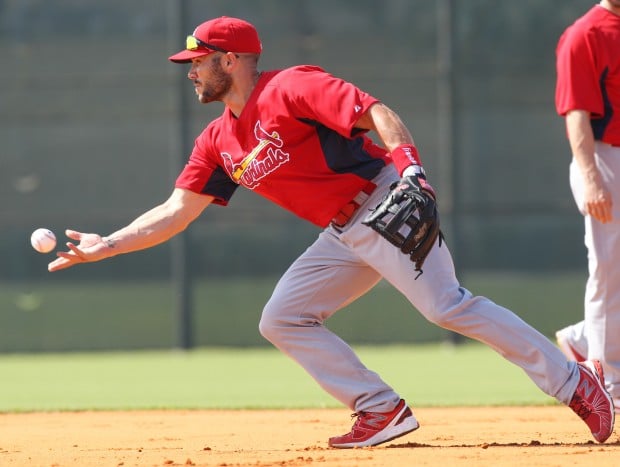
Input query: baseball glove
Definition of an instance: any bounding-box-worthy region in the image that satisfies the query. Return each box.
[362,175,442,277]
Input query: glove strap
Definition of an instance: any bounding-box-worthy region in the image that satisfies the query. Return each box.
[417,176,436,199]
[403,169,436,199]
[391,144,423,176]
[402,164,426,178]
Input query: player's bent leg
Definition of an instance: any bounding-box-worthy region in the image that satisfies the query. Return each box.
[259,228,402,414]
[358,235,577,401]
[351,227,615,442]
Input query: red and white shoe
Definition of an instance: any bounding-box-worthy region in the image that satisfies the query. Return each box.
[569,360,615,443]
[328,399,419,448]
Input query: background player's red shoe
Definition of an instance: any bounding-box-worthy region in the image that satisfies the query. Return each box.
[569,360,615,443]
[328,399,419,448]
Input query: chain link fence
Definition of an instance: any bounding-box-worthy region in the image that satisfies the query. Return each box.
[0,0,593,351]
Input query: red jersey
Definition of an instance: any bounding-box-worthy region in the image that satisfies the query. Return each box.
[175,65,391,227]
[555,5,620,145]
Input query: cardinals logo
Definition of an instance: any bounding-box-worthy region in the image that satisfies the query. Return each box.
[221,121,290,189]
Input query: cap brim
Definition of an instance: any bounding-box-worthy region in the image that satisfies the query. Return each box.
[168,49,215,63]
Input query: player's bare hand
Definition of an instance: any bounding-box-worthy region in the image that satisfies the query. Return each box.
[48,229,113,272]
[583,185,613,224]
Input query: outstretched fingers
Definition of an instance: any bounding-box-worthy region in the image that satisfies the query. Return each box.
[48,244,85,272]
[47,229,102,272]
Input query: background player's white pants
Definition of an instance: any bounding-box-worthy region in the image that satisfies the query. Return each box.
[259,165,579,412]
[557,320,588,358]
[569,141,620,404]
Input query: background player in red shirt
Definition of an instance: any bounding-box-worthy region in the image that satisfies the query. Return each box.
[48,16,615,447]
[554,0,620,414]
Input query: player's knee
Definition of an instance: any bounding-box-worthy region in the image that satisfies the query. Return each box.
[416,289,475,328]
[258,323,275,344]
[258,303,286,343]
[426,298,484,329]
[258,314,276,342]
[259,302,319,344]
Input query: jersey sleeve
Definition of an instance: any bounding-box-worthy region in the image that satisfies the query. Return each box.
[555,25,604,117]
[279,66,380,138]
[175,127,239,206]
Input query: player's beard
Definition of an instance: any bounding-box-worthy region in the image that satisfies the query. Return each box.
[197,59,232,104]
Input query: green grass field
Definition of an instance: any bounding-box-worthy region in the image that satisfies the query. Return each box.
[0,342,553,412]
[0,271,583,413]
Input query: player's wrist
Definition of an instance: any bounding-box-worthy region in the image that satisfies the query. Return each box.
[390,144,423,176]
[100,236,120,257]
[101,236,116,249]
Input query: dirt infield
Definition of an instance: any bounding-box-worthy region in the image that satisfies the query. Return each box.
[1,407,618,466]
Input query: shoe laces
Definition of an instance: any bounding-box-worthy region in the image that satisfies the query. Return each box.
[349,410,389,430]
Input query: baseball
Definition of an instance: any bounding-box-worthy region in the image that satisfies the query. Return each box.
[30,228,57,253]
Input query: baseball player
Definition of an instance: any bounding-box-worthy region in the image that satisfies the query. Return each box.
[554,0,620,413]
[48,16,615,447]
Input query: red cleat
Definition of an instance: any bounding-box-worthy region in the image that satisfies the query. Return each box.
[328,399,419,448]
[569,360,615,443]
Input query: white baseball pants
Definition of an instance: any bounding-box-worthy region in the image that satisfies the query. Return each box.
[569,141,620,403]
[259,165,580,412]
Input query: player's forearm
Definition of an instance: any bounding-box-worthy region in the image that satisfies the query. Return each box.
[566,110,600,183]
[358,103,428,176]
[48,189,212,272]
[360,103,416,151]
[101,188,212,256]
[102,205,188,255]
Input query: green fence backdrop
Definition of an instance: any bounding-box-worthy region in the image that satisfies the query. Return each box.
[1,0,593,352]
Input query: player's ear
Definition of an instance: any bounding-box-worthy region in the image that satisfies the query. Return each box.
[223,52,238,68]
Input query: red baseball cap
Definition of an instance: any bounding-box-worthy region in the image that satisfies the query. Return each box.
[169,16,262,63]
